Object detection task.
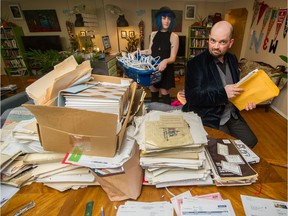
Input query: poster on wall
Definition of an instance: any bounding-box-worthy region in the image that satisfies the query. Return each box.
[151,10,183,32]
[23,10,61,32]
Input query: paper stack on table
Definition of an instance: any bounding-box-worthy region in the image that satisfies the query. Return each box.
[133,110,212,187]
[59,81,131,121]
[205,138,258,186]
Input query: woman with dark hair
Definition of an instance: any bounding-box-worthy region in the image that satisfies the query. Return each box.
[136,6,179,104]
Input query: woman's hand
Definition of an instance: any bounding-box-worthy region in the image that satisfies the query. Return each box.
[157,59,168,72]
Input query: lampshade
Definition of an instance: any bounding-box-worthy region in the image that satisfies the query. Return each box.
[75,13,84,27]
[117,15,129,27]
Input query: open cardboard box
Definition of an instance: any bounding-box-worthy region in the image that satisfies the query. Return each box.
[24,74,137,157]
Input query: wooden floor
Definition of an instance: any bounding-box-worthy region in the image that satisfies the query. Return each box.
[241,108,287,181]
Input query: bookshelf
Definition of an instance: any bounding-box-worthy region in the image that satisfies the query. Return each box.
[1,26,28,76]
[187,26,211,60]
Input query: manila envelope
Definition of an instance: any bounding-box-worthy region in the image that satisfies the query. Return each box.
[229,69,280,110]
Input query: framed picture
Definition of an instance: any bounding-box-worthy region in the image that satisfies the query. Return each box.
[129,31,135,37]
[185,5,196,20]
[23,10,61,32]
[9,4,23,20]
[80,31,86,36]
[121,31,127,38]
[102,35,111,50]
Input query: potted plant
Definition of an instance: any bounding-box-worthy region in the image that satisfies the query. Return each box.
[125,34,139,53]
[25,49,69,76]
[273,55,287,79]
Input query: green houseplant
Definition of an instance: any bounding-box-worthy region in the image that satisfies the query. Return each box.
[125,34,139,53]
[273,55,288,79]
[25,49,69,75]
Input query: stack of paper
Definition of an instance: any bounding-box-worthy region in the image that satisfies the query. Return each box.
[26,55,92,105]
[205,138,258,186]
[233,140,260,164]
[62,134,136,176]
[60,82,130,120]
[133,110,212,187]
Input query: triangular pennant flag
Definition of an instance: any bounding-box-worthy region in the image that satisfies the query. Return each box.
[274,8,287,40]
[265,8,278,39]
[284,12,288,38]
[261,7,272,33]
[257,2,269,25]
[251,0,261,27]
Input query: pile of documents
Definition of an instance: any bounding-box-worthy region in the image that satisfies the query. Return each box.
[26,55,92,105]
[58,80,130,121]
[116,191,237,216]
[1,124,137,191]
[205,138,258,186]
[133,110,213,187]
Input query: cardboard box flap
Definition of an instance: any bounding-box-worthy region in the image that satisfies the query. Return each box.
[24,104,118,136]
[38,125,117,156]
[117,82,137,150]
[89,74,132,85]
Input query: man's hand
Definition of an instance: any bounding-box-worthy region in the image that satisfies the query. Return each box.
[225,84,243,98]
[245,102,256,111]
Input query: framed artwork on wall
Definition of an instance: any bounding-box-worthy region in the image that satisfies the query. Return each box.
[185,5,196,20]
[129,31,135,37]
[121,31,127,38]
[151,9,183,32]
[23,10,61,32]
[9,4,23,20]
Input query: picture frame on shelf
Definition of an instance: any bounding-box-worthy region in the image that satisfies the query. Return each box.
[80,31,86,37]
[129,31,135,37]
[9,4,23,20]
[185,5,196,20]
[121,31,127,38]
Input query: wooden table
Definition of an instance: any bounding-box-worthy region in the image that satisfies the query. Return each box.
[1,127,287,216]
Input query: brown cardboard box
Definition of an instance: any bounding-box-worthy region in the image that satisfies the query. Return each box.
[24,75,137,157]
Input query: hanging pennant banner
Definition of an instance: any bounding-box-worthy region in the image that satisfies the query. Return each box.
[257,2,269,25]
[261,7,272,33]
[250,30,264,53]
[251,0,261,27]
[274,8,287,40]
[284,13,288,38]
[263,8,278,50]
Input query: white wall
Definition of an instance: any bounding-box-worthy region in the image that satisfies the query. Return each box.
[225,0,287,118]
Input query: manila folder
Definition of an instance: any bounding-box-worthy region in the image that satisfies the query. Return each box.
[229,69,279,110]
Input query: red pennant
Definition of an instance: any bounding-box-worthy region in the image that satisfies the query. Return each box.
[274,8,287,40]
[257,2,269,25]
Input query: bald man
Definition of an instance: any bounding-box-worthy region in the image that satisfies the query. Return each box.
[182,21,258,148]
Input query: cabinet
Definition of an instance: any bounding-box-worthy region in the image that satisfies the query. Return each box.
[91,55,118,76]
[187,26,211,60]
[1,26,28,76]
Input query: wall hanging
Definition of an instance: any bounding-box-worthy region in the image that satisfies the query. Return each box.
[23,10,61,32]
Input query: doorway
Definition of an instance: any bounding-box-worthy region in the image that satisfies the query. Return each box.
[225,8,248,60]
